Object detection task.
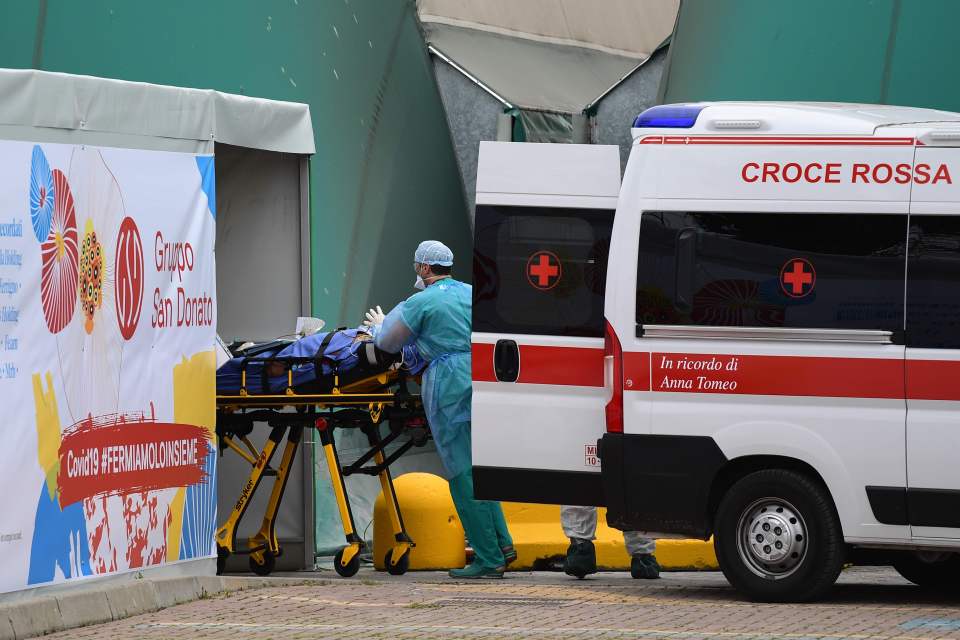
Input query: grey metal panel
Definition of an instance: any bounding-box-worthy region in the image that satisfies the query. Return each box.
[214,144,310,571]
[298,155,315,570]
[215,144,303,343]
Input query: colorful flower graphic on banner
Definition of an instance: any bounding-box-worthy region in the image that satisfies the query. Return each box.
[39,169,79,334]
[29,145,54,242]
[57,148,123,421]
[79,226,105,334]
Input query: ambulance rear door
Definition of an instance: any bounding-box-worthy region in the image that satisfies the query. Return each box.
[904,136,960,539]
[472,141,621,505]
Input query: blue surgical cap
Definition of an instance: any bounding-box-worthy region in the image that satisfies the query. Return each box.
[414,240,454,266]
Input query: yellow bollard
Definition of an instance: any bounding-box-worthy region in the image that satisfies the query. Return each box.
[373,472,466,570]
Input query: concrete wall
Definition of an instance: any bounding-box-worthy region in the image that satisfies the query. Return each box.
[660,0,960,111]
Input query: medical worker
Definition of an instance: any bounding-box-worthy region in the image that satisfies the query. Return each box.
[561,506,660,579]
[365,240,515,579]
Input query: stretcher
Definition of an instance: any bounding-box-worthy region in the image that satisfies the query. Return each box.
[214,332,428,577]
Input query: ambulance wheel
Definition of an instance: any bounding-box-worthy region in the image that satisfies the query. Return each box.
[334,548,361,577]
[714,468,844,602]
[893,551,960,591]
[384,548,410,576]
[249,550,275,576]
[216,545,230,575]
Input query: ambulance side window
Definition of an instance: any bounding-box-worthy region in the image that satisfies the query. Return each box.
[906,216,960,349]
[636,211,907,331]
[473,204,613,337]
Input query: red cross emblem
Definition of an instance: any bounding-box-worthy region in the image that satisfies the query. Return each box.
[780,258,816,298]
[526,251,562,291]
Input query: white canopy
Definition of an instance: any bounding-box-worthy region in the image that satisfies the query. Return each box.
[0,69,315,155]
[419,0,678,113]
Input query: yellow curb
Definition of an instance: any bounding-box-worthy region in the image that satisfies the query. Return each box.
[503,503,718,571]
[372,473,718,571]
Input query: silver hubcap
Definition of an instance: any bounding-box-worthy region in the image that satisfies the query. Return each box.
[736,498,807,579]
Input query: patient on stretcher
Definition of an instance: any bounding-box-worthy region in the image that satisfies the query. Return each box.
[217,326,425,395]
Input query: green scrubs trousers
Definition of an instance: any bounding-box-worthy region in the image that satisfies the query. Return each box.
[448,469,513,569]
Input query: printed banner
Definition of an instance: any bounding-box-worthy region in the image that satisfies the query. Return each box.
[0,141,217,593]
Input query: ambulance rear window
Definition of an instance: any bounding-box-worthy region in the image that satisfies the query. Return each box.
[473,205,613,337]
[635,211,907,332]
[906,216,960,349]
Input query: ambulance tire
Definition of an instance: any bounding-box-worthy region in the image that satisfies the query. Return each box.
[892,552,960,591]
[714,469,844,603]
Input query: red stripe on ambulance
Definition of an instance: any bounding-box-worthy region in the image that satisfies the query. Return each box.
[906,360,960,401]
[517,346,603,386]
[638,135,920,146]
[651,352,903,398]
[474,344,960,401]
[470,343,605,386]
[472,343,496,382]
[623,352,651,391]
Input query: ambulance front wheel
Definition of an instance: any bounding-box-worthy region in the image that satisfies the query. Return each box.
[714,468,844,603]
[334,548,361,577]
[892,551,960,591]
[384,548,410,576]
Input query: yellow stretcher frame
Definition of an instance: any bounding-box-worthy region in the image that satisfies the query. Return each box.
[214,367,424,577]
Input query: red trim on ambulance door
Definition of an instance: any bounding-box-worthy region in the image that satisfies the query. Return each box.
[907,360,960,401]
[517,345,604,387]
[472,343,496,382]
[622,352,651,391]
[471,343,604,386]
[650,352,904,399]
[638,135,919,146]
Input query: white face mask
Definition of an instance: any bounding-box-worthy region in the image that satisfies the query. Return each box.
[414,263,426,290]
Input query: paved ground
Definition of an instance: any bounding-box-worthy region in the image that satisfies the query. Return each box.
[46,567,960,639]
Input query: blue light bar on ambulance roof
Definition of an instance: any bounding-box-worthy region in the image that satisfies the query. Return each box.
[632,104,706,128]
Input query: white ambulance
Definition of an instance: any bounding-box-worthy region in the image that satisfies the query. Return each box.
[472,102,960,601]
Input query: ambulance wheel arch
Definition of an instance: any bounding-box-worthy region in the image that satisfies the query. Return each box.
[706,454,842,536]
[710,422,867,539]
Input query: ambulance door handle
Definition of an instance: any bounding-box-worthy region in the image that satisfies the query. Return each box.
[493,339,520,383]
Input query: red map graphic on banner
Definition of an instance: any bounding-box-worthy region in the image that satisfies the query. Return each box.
[57,412,212,508]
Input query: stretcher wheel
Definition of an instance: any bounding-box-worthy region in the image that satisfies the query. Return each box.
[249,550,276,576]
[384,548,410,576]
[216,545,230,575]
[334,548,360,577]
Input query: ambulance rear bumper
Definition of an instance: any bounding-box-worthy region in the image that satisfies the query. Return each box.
[599,433,727,540]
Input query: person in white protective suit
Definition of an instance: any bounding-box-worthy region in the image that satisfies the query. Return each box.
[561,505,660,579]
[364,240,515,579]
